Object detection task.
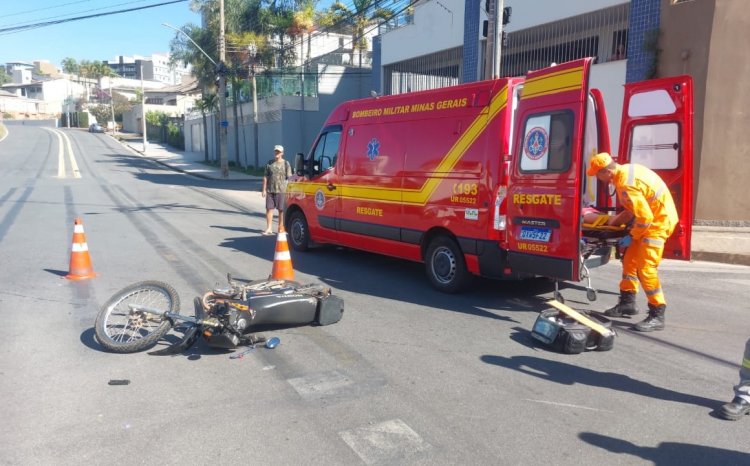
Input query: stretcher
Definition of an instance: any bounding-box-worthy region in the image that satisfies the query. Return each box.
[551,214,630,304]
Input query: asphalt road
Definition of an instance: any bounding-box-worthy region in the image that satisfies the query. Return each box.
[0,124,748,465]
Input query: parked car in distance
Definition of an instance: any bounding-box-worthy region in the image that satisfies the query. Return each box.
[89,123,104,133]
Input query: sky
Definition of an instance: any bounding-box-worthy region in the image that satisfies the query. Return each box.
[0,0,344,69]
[0,0,203,68]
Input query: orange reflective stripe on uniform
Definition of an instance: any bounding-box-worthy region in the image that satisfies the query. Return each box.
[645,287,663,296]
[623,273,638,282]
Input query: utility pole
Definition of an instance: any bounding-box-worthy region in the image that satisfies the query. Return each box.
[218,0,229,178]
[141,64,147,152]
[483,0,505,79]
[250,59,259,169]
[109,77,116,135]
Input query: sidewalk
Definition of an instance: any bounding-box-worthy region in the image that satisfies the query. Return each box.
[120,134,261,181]
[115,134,750,267]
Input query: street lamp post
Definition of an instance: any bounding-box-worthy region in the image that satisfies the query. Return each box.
[248,45,260,169]
[218,0,228,178]
[163,18,229,178]
[141,63,147,152]
[109,77,116,135]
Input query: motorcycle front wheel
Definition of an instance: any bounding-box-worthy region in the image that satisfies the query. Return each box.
[95,281,180,353]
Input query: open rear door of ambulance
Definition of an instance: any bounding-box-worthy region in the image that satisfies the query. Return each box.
[617,76,693,260]
[506,58,593,281]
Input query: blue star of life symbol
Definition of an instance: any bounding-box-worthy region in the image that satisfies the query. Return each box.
[367,138,380,161]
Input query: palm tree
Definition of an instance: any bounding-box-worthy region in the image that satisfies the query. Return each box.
[324,0,394,67]
[289,0,316,68]
[61,57,79,75]
[193,95,216,162]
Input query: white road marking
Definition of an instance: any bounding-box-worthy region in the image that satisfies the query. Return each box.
[44,128,81,178]
[287,370,353,398]
[61,130,81,178]
[523,398,613,413]
[45,128,66,178]
[339,419,431,465]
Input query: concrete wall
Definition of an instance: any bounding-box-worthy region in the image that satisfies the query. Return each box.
[381,0,466,65]
[184,65,370,168]
[658,0,749,223]
[502,0,627,31]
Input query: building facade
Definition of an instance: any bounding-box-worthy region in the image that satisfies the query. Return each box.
[107,54,191,85]
[374,0,748,224]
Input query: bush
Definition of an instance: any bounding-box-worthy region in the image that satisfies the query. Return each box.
[166,121,184,150]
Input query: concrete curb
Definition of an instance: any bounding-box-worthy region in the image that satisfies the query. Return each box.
[114,136,260,181]
[691,251,750,267]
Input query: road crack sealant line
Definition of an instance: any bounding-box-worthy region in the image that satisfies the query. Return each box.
[109,182,249,282]
[98,183,207,294]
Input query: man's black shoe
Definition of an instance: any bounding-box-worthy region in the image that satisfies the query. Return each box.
[719,397,750,421]
[604,291,639,317]
[633,304,666,332]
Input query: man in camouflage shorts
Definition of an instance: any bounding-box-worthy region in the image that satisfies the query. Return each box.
[261,145,292,235]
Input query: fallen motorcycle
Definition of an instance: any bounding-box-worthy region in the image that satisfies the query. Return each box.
[94,274,344,355]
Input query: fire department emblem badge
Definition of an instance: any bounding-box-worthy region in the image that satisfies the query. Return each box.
[524,127,548,160]
[315,189,325,210]
[367,138,380,161]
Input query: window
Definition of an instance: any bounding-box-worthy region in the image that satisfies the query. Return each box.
[629,123,679,170]
[519,112,573,173]
[310,126,341,175]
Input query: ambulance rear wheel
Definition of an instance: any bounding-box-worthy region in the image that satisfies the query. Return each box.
[425,236,470,293]
[289,211,310,252]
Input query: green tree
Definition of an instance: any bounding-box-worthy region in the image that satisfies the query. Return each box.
[146,110,171,143]
[193,94,217,162]
[323,0,393,66]
[0,67,11,85]
[61,57,79,75]
[289,0,316,67]
[88,104,111,126]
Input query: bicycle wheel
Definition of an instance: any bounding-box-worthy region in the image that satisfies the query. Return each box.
[95,280,180,353]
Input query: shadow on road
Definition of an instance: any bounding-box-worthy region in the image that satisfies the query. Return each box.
[480,354,719,409]
[579,432,750,465]
[217,234,568,322]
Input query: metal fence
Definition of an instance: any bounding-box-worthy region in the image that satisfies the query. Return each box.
[381,3,630,94]
[383,46,463,95]
[499,3,630,78]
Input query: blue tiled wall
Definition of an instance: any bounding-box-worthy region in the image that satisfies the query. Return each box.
[626,0,661,82]
[463,0,481,83]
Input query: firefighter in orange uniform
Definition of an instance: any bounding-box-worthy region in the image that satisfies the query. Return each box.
[587,152,679,332]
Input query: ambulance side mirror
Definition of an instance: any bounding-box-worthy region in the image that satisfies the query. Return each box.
[294,152,306,176]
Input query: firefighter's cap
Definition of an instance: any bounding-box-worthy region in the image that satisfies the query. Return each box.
[587,152,613,176]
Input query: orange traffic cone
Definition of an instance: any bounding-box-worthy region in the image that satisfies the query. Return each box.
[269,232,295,281]
[66,218,97,280]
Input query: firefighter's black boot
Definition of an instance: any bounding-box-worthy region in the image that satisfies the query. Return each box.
[719,397,750,421]
[604,291,639,317]
[633,304,665,332]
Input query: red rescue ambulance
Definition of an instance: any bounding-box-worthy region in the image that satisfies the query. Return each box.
[285,58,693,293]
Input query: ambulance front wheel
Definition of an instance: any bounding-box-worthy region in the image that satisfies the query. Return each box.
[288,211,310,252]
[425,236,470,293]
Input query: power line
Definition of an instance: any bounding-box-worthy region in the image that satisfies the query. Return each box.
[0,0,154,29]
[2,0,94,20]
[0,0,188,36]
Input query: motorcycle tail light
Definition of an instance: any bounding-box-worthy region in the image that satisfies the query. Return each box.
[203,329,213,338]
